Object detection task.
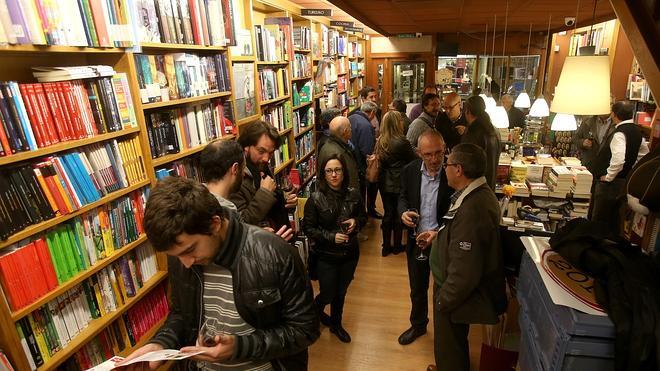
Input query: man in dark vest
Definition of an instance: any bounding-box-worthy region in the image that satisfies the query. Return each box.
[590,101,649,231]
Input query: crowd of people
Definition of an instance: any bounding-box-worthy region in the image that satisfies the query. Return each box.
[116,84,650,371]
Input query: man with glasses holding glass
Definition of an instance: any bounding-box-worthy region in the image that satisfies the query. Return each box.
[428,143,507,371]
[396,130,453,346]
[434,92,466,150]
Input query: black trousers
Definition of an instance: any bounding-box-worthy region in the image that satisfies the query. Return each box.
[591,178,626,232]
[380,191,403,249]
[367,181,379,212]
[433,284,470,371]
[406,237,430,329]
[315,256,359,326]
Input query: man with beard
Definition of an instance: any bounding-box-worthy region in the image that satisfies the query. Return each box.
[407,93,442,148]
[230,121,298,229]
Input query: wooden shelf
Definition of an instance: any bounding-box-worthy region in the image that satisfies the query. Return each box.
[36,271,168,371]
[0,179,150,250]
[337,90,346,94]
[0,127,141,166]
[296,149,315,165]
[274,159,294,175]
[11,235,148,321]
[302,172,316,187]
[256,61,289,66]
[232,56,256,62]
[349,75,359,80]
[292,76,312,82]
[337,72,347,76]
[293,101,312,110]
[0,44,124,54]
[259,95,290,106]
[139,42,226,51]
[294,49,311,53]
[340,106,349,111]
[117,316,168,357]
[294,125,314,138]
[151,134,235,167]
[236,114,262,126]
[314,93,324,99]
[278,128,292,137]
[142,91,231,110]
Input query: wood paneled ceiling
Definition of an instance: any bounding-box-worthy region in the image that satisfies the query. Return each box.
[287,0,616,36]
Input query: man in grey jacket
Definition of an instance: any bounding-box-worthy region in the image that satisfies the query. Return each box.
[429,143,507,371]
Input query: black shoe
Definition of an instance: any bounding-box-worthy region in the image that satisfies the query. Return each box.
[382,246,392,257]
[393,246,404,255]
[368,210,383,219]
[319,312,332,327]
[330,326,351,343]
[398,327,427,345]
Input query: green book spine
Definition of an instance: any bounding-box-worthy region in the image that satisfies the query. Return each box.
[46,232,65,284]
[79,0,99,47]
[54,227,75,280]
[82,280,100,319]
[63,225,84,274]
[73,219,91,269]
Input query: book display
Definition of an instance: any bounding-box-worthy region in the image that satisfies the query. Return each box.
[0,0,367,369]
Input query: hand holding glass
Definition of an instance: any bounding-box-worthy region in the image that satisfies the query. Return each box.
[407,208,419,237]
[415,230,435,261]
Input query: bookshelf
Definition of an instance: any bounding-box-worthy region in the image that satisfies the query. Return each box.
[0,0,369,369]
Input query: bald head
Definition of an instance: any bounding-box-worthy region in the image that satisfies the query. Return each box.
[329,116,351,142]
[443,92,462,121]
[417,130,446,175]
[501,94,513,110]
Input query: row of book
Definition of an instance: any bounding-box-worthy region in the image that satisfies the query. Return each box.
[258,68,290,102]
[294,131,313,162]
[349,41,363,58]
[293,26,311,50]
[337,76,347,93]
[16,264,162,369]
[261,102,292,133]
[0,188,147,311]
[349,62,365,78]
[336,57,347,74]
[0,137,146,240]
[155,157,202,181]
[292,81,312,107]
[136,0,234,46]
[292,54,312,79]
[269,139,290,169]
[146,99,234,159]
[0,73,137,156]
[297,155,316,186]
[254,18,294,62]
[292,107,314,137]
[320,26,347,56]
[134,53,231,104]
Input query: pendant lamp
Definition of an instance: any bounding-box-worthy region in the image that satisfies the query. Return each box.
[550,56,610,115]
[515,23,533,108]
[529,95,550,117]
[551,113,577,131]
[489,106,510,128]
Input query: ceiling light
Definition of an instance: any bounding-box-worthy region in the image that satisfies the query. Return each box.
[529,96,550,117]
[514,92,531,108]
[489,106,510,128]
[551,113,577,131]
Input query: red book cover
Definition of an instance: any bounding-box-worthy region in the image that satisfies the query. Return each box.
[0,251,23,310]
[58,82,86,140]
[0,110,11,155]
[73,81,98,136]
[17,84,46,148]
[42,83,71,141]
[88,0,111,47]
[220,0,234,45]
[34,162,71,214]
[23,84,53,146]
[9,249,32,308]
[33,83,60,144]
[188,0,201,45]
[22,242,49,303]
[52,82,76,140]
[34,237,58,291]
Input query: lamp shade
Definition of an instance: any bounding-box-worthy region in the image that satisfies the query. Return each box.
[514,91,531,108]
[489,106,510,128]
[485,96,497,110]
[550,56,611,115]
[529,96,550,117]
[551,113,577,131]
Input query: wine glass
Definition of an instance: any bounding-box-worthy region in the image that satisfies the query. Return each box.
[415,236,429,261]
[337,204,352,245]
[407,208,419,238]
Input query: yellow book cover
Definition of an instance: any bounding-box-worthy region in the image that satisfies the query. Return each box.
[27,315,51,361]
[127,137,146,179]
[111,263,129,304]
[163,54,179,99]
[106,266,125,306]
[116,141,135,185]
[91,276,107,317]
[99,207,115,255]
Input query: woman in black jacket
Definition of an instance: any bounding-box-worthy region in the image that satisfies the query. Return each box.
[376,111,418,256]
[303,154,366,343]
[461,95,501,189]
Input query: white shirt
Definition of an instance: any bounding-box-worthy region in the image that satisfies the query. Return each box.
[604,119,650,182]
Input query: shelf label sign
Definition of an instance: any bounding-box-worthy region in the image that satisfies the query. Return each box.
[344,26,363,33]
[401,70,414,77]
[302,9,332,16]
[397,33,416,38]
[331,20,353,27]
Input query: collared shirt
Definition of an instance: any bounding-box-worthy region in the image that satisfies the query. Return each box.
[449,188,464,207]
[418,162,441,232]
[605,119,650,181]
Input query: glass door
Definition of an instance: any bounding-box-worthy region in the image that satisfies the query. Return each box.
[392,61,426,104]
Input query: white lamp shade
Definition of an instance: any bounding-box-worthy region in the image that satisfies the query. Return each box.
[529,96,550,117]
[550,56,611,115]
[551,113,577,131]
[479,93,488,102]
[485,96,497,110]
[488,106,510,128]
[514,92,531,108]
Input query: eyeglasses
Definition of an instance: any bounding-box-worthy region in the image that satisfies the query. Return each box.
[324,168,344,175]
[420,151,444,160]
[442,102,460,111]
[442,163,459,169]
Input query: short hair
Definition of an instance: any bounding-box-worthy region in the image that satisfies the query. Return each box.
[450,143,487,179]
[237,120,281,149]
[320,108,341,128]
[200,140,244,182]
[464,95,487,118]
[360,86,376,99]
[418,129,445,147]
[611,101,633,121]
[391,99,406,113]
[361,101,378,114]
[422,93,440,108]
[144,177,228,252]
[501,94,513,104]
[318,153,349,192]
[423,84,437,94]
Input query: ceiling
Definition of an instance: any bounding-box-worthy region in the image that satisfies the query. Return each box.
[287,0,617,36]
[283,0,378,34]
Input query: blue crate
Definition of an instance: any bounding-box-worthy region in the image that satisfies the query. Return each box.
[517,252,615,371]
[518,310,545,371]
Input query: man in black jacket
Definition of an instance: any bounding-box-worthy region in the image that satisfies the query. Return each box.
[396,130,453,345]
[119,177,319,371]
[461,96,501,189]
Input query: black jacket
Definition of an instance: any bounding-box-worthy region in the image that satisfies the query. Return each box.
[150,216,319,370]
[317,134,361,189]
[434,112,466,149]
[378,136,417,193]
[461,116,501,189]
[397,158,454,226]
[303,186,367,261]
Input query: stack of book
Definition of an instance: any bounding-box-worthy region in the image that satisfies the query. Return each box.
[270,138,290,169]
[571,168,593,198]
[254,20,292,62]
[258,68,290,101]
[509,182,530,197]
[297,155,316,184]
[561,157,582,167]
[337,76,347,93]
[546,166,573,198]
[293,26,311,50]
[526,180,550,197]
[350,42,363,58]
[262,102,292,132]
[570,199,590,218]
[525,164,545,183]
[509,161,528,183]
[295,130,314,161]
[292,54,311,78]
[536,154,555,166]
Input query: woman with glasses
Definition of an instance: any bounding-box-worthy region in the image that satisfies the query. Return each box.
[376,111,418,256]
[303,154,366,343]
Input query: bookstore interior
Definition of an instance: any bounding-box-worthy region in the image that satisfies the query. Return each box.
[0,0,657,370]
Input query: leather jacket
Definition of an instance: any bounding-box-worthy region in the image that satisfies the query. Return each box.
[149,216,320,371]
[461,117,501,189]
[378,136,417,194]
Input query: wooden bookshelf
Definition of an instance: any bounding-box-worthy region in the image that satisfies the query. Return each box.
[292,76,312,82]
[294,49,311,53]
[256,61,290,66]
[142,91,232,110]
[294,125,314,139]
[117,316,168,357]
[296,148,315,165]
[139,42,227,51]
[0,180,150,250]
[278,128,293,137]
[259,94,291,106]
[274,159,294,175]
[0,127,141,166]
[11,235,147,321]
[237,114,263,126]
[293,101,313,110]
[151,134,236,167]
[0,45,124,54]
[232,55,257,62]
